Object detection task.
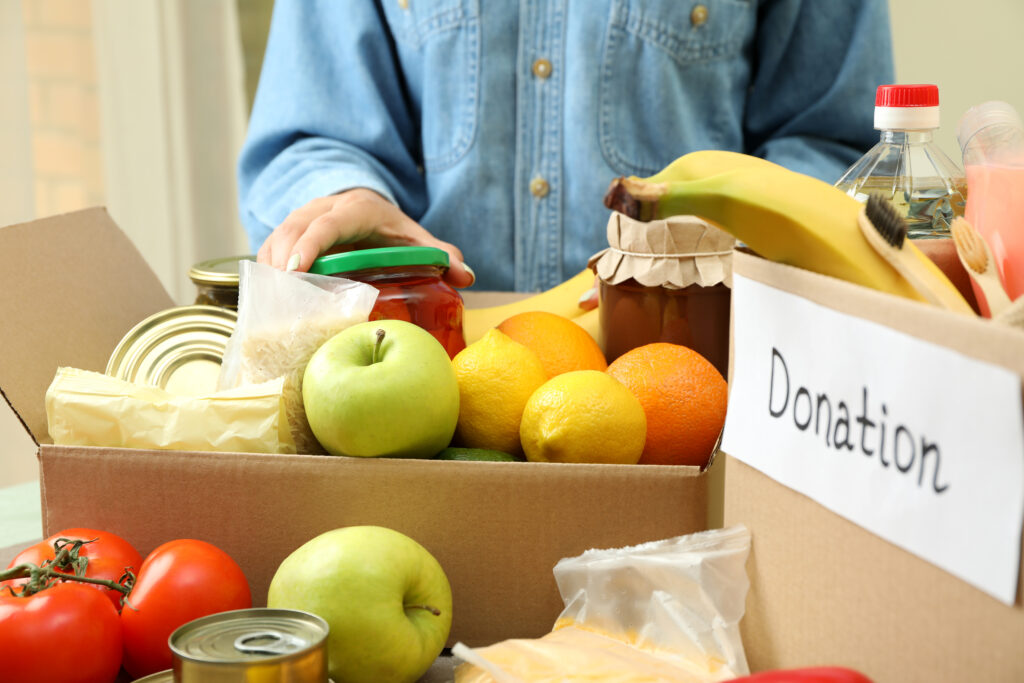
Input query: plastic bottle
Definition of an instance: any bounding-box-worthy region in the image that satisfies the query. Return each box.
[956,100,1024,305]
[835,84,966,239]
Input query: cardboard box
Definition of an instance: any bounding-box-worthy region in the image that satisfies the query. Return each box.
[0,208,709,647]
[722,248,1024,682]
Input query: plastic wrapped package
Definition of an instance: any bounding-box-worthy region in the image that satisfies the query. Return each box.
[45,368,294,454]
[453,526,751,683]
[217,261,378,454]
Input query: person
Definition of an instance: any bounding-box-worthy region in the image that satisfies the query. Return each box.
[238,0,894,295]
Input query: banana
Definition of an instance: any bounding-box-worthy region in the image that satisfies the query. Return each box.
[604,151,970,308]
[462,268,596,344]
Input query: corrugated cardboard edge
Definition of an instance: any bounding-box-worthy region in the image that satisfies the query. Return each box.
[0,207,175,445]
[724,249,1024,681]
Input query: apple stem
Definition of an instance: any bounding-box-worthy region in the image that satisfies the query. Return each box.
[372,328,386,364]
[406,604,442,617]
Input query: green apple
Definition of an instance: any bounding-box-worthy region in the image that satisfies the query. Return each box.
[267,526,453,683]
[303,319,459,458]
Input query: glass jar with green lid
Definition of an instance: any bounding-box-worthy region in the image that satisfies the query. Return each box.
[188,255,254,310]
[309,246,466,358]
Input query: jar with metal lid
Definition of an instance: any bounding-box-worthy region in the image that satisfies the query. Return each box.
[589,213,734,377]
[189,255,255,310]
[309,246,466,358]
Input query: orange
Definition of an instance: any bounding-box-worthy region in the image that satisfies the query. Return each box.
[606,343,727,467]
[496,311,607,378]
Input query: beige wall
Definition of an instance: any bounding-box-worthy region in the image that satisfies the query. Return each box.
[889,0,1024,162]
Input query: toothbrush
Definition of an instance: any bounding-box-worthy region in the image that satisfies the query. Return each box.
[950,216,1013,318]
[858,195,976,315]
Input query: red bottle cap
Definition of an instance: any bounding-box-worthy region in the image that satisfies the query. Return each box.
[875,84,940,108]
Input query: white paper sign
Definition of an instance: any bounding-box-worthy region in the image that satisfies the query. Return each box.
[722,274,1024,604]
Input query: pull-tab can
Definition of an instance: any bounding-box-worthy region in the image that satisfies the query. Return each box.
[170,608,329,682]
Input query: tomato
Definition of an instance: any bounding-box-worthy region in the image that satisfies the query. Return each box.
[0,582,122,683]
[370,293,414,323]
[121,538,251,679]
[9,527,143,572]
[5,528,140,610]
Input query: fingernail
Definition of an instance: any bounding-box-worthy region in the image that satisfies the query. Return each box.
[462,262,476,287]
[286,253,301,272]
[578,287,596,305]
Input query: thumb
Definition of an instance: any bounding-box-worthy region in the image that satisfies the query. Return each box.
[412,233,474,289]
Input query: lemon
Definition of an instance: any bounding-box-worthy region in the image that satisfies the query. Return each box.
[451,329,548,455]
[520,370,646,464]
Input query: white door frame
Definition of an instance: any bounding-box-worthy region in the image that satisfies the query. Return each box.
[92,0,250,303]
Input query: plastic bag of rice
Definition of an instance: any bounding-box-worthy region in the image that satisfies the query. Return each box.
[218,260,378,453]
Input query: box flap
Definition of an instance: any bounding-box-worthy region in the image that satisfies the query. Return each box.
[0,208,175,444]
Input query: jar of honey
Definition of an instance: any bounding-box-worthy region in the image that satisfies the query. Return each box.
[589,213,734,377]
[309,247,466,358]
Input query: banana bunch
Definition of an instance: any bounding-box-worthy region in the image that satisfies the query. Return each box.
[462,268,599,345]
[604,150,969,307]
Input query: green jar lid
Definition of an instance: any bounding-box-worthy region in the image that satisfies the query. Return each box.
[308,246,449,276]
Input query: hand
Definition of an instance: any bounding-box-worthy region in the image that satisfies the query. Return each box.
[257,188,475,288]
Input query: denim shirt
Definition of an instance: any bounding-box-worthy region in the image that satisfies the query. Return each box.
[238,0,894,292]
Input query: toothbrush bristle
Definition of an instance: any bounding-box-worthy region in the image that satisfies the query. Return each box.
[865,195,908,248]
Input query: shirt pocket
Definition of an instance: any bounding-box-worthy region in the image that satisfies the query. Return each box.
[390,0,480,171]
[599,0,755,177]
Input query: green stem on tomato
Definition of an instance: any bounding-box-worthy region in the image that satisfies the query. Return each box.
[0,540,133,598]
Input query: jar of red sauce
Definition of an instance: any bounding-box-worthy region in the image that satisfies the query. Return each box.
[309,247,466,358]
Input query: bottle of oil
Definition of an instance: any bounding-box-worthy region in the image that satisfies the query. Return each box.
[835,84,966,239]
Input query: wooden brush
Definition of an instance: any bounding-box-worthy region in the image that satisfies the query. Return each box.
[858,195,976,315]
[950,216,1012,317]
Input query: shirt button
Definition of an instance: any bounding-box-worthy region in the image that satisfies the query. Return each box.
[398,0,409,8]
[530,177,550,198]
[532,58,552,79]
[690,4,708,26]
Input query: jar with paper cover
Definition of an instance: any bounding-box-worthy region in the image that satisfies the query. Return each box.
[589,213,733,376]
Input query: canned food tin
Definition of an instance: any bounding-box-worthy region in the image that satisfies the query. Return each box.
[131,670,174,683]
[170,608,329,683]
[105,305,237,396]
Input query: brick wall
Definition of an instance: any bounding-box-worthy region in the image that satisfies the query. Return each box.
[21,0,104,218]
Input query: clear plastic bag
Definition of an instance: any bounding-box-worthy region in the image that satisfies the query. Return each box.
[217,261,378,454]
[453,526,752,683]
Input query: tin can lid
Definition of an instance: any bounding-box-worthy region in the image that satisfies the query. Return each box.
[130,670,174,683]
[308,246,449,276]
[189,255,254,287]
[105,305,237,396]
[170,608,329,665]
